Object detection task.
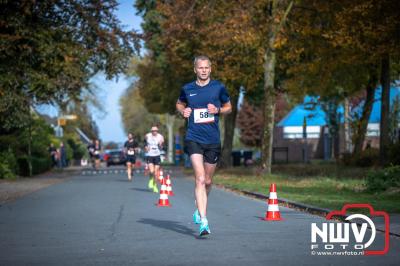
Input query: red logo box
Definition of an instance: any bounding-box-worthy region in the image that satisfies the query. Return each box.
[326,204,390,255]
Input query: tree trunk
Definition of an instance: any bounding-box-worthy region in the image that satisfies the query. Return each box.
[260,0,293,174]
[379,54,390,165]
[343,98,352,153]
[353,68,378,155]
[165,114,175,164]
[220,94,239,168]
[261,42,276,174]
[28,104,33,177]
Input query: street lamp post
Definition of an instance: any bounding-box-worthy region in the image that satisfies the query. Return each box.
[55,114,78,137]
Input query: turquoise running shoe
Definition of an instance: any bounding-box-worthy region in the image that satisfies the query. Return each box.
[193,209,201,224]
[199,220,211,236]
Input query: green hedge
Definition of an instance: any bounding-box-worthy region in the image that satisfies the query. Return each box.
[0,161,16,179]
[17,156,52,176]
[366,165,400,192]
[341,148,380,167]
[67,138,86,160]
[0,151,17,179]
[354,148,380,167]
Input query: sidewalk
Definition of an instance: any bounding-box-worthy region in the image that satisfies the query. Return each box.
[0,165,82,204]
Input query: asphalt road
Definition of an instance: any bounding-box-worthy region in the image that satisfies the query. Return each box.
[0,167,399,266]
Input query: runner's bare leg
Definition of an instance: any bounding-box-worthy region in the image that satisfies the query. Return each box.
[154,164,160,182]
[204,162,217,195]
[131,162,135,179]
[191,154,207,218]
[127,162,132,180]
[148,163,156,188]
[149,163,155,178]
[95,159,100,170]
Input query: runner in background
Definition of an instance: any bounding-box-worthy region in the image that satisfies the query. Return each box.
[87,139,96,168]
[124,133,139,181]
[93,139,101,170]
[145,126,164,193]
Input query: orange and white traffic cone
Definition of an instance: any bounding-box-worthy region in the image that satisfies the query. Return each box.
[263,183,283,221]
[166,174,174,196]
[157,178,171,207]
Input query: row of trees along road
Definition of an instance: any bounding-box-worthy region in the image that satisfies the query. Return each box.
[130,0,399,172]
[1,0,140,175]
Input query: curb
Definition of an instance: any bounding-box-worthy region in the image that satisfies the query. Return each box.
[215,184,400,238]
[240,190,332,216]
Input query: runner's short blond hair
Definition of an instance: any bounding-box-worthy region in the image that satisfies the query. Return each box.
[194,55,211,67]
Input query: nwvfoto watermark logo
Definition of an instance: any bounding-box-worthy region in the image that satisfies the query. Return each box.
[310,204,390,256]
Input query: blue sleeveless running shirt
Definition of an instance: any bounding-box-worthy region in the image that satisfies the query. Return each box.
[178,80,230,144]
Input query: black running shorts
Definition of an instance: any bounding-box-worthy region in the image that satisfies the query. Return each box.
[126,155,136,164]
[184,140,221,164]
[147,156,161,165]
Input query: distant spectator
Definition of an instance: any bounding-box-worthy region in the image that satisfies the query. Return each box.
[60,142,67,168]
[87,139,96,168]
[93,139,101,170]
[56,148,61,168]
[48,143,57,167]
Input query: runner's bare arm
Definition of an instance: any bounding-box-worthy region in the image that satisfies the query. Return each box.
[176,100,192,118]
[176,99,186,113]
[207,101,232,115]
[144,136,150,152]
[219,101,232,114]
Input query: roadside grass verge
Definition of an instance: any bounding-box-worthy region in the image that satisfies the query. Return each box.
[213,164,400,213]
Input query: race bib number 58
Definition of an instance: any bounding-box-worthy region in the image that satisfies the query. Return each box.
[194,108,215,123]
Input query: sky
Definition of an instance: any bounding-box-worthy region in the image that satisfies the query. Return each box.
[90,74,133,143]
[94,1,142,143]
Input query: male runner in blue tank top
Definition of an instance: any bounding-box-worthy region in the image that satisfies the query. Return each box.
[176,55,232,236]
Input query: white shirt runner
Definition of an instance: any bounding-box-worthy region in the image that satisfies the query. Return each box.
[146,133,164,157]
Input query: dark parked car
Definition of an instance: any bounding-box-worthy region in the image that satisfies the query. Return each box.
[106,149,126,167]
